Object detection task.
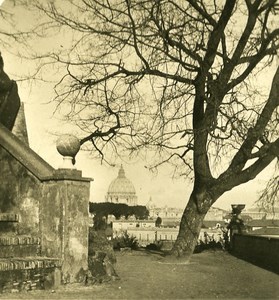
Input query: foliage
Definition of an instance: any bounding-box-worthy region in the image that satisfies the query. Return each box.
[146,242,163,252]
[88,228,118,281]
[88,227,115,258]
[90,202,149,220]
[92,214,107,231]
[130,205,150,220]
[194,230,226,253]
[155,216,162,228]
[113,231,139,250]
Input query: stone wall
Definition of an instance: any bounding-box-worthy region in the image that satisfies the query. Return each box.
[0,235,40,257]
[0,146,41,235]
[0,57,91,290]
[0,258,61,292]
[232,234,279,274]
[0,120,91,285]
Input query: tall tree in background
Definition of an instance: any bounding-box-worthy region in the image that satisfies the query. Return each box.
[7,0,279,257]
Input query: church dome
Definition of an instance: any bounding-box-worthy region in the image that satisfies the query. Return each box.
[106,165,138,206]
[146,197,156,209]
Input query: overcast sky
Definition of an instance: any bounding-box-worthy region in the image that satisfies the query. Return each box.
[1,0,277,211]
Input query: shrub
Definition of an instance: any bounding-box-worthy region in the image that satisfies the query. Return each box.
[146,242,163,251]
[194,230,226,253]
[113,231,139,250]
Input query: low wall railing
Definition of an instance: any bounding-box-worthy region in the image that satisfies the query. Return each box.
[232,233,279,274]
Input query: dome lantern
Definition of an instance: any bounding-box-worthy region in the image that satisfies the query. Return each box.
[118,165,125,178]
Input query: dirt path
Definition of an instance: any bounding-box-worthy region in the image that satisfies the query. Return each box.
[1,250,279,299]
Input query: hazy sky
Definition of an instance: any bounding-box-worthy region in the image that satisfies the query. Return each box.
[1,0,277,211]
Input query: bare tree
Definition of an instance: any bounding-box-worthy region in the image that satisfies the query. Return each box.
[0,2,32,50]
[256,162,279,215]
[10,0,279,257]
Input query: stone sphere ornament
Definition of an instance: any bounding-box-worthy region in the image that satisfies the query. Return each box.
[56,134,80,168]
[56,134,80,157]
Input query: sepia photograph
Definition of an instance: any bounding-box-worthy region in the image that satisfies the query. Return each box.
[0,0,278,299]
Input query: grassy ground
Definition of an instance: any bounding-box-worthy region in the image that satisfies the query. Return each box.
[1,250,279,299]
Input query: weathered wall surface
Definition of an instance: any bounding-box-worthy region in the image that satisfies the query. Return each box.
[0,57,91,289]
[41,172,90,283]
[62,179,90,283]
[0,146,91,283]
[0,123,91,285]
[0,100,41,235]
[39,181,64,258]
[0,258,61,292]
[0,146,41,235]
[232,234,279,274]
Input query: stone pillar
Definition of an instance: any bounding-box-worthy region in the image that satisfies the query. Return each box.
[40,169,91,283]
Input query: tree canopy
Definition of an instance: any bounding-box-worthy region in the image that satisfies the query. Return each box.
[89,202,149,220]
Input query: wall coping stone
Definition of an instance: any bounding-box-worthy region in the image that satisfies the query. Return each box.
[42,169,92,182]
[0,123,54,180]
[0,123,92,182]
[236,233,279,240]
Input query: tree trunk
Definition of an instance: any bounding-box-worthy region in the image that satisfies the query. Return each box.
[171,190,213,258]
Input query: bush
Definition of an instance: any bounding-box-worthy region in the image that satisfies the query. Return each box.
[194,230,226,253]
[113,231,139,250]
[146,242,163,251]
[88,228,116,262]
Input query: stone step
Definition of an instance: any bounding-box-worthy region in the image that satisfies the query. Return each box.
[0,235,41,258]
[0,257,61,293]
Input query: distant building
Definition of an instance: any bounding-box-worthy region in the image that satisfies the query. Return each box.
[246,219,279,233]
[204,207,226,221]
[112,221,224,247]
[113,219,155,232]
[146,197,227,224]
[242,207,279,220]
[105,165,138,206]
[111,199,228,246]
[146,197,183,219]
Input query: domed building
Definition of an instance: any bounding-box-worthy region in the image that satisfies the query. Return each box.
[146,197,156,211]
[105,165,138,206]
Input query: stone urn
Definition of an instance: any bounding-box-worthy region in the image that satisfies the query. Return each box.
[231,204,245,216]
